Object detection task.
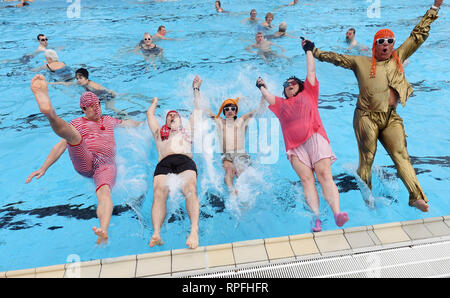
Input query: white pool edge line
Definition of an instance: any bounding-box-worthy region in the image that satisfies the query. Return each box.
[2,215,450,278]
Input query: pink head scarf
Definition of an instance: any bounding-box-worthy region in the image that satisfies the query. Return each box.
[80,92,104,129]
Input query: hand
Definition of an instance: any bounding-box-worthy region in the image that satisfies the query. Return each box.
[192,75,202,89]
[434,0,443,8]
[301,37,315,53]
[256,77,266,89]
[25,168,46,183]
[151,97,158,105]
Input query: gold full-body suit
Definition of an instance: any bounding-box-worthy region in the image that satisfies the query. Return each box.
[312,9,439,206]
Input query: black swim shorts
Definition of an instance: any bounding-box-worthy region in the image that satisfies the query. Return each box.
[153,154,198,177]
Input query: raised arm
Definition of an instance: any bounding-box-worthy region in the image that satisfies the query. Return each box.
[25,139,67,183]
[192,75,215,118]
[146,97,161,138]
[241,96,266,121]
[396,1,441,62]
[256,77,276,105]
[302,38,316,86]
[312,46,357,71]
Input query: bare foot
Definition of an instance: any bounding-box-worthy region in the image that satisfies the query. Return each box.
[93,227,108,244]
[186,231,198,249]
[148,234,164,247]
[30,74,54,115]
[411,200,429,212]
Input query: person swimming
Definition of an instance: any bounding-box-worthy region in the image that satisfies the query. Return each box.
[136,33,164,57]
[33,49,73,81]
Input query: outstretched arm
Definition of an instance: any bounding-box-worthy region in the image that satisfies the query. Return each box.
[256,77,276,105]
[241,96,266,121]
[146,97,161,138]
[302,39,316,86]
[396,0,442,62]
[192,75,215,118]
[25,139,67,183]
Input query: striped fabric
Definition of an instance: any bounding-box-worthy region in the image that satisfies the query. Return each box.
[67,115,122,191]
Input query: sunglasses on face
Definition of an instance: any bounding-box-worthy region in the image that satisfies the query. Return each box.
[144,38,152,41]
[40,38,48,42]
[376,38,395,45]
[283,80,298,88]
[223,106,237,112]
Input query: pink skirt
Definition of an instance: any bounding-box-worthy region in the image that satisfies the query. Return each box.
[287,133,337,169]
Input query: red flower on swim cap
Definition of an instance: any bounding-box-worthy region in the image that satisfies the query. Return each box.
[370,29,403,78]
[80,92,101,119]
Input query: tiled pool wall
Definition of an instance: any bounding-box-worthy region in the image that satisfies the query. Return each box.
[1,215,449,278]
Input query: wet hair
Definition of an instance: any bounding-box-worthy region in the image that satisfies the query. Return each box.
[348,28,355,35]
[44,49,58,61]
[75,68,89,79]
[157,25,165,32]
[282,76,304,98]
[265,12,274,20]
[37,34,45,41]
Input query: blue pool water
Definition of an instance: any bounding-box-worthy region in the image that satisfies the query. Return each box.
[0,0,449,272]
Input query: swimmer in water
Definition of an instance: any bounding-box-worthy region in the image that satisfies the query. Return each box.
[26,74,143,244]
[33,49,73,81]
[240,9,261,24]
[310,0,444,212]
[246,31,288,62]
[260,12,274,30]
[256,38,349,232]
[153,25,178,41]
[192,75,265,196]
[265,22,297,39]
[134,33,164,68]
[215,1,229,13]
[146,76,205,249]
[345,28,369,52]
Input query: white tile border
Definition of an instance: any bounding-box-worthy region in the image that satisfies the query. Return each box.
[2,215,449,278]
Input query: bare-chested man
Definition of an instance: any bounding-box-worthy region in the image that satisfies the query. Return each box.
[146,81,201,249]
[246,32,287,62]
[192,75,265,195]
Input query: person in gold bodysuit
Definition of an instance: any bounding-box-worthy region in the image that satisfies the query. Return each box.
[310,0,443,212]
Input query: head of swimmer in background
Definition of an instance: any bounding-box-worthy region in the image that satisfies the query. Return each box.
[157,26,167,36]
[370,28,403,78]
[282,76,304,99]
[215,98,239,120]
[215,1,223,11]
[255,32,265,44]
[44,49,58,63]
[75,68,89,86]
[278,22,287,33]
[249,9,257,20]
[37,34,48,48]
[265,12,274,25]
[143,32,153,46]
[166,110,182,130]
[345,28,355,43]
[80,92,101,121]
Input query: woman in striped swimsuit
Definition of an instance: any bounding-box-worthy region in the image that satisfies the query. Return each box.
[26,74,142,244]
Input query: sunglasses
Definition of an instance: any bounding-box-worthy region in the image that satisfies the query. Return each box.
[376,38,395,45]
[223,106,237,112]
[283,80,298,88]
[144,38,152,41]
[40,38,48,42]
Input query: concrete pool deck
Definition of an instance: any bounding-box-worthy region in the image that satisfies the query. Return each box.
[1,215,450,278]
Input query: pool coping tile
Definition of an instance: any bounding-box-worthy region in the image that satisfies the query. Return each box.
[136,250,172,277]
[232,239,269,265]
[4,215,450,277]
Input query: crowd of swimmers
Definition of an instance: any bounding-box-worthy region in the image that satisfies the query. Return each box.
[22,0,444,249]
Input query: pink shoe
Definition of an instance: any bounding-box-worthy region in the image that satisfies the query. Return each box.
[334,212,349,227]
[312,218,322,232]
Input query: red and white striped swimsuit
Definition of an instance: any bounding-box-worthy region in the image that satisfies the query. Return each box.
[67,116,122,191]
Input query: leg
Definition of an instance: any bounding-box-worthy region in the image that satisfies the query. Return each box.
[93,185,113,244]
[30,74,81,145]
[179,170,200,249]
[379,112,428,212]
[149,175,170,247]
[222,160,237,195]
[290,156,320,217]
[353,109,379,189]
[314,158,349,227]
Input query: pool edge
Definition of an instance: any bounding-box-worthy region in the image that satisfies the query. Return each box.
[2,215,450,278]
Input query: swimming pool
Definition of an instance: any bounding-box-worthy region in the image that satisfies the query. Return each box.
[0,0,449,272]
